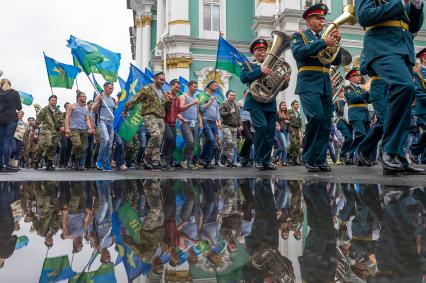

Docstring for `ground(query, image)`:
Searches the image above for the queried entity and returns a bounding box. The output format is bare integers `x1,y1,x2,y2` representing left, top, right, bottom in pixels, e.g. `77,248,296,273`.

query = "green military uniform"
344,76,370,159
241,38,288,169
287,109,302,164
219,100,241,165
334,98,353,162
33,182,60,238
411,68,426,163
125,83,169,167
33,106,64,167
291,3,342,170
356,0,424,173
124,135,140,167
23,124,38,167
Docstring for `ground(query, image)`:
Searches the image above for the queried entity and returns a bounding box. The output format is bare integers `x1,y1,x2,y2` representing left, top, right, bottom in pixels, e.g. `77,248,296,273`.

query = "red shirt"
164,93,180,126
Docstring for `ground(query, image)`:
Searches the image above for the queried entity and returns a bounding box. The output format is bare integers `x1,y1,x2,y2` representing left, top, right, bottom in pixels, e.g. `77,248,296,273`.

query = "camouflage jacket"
124,84,170,118
35,106,65,134
288,109,302,130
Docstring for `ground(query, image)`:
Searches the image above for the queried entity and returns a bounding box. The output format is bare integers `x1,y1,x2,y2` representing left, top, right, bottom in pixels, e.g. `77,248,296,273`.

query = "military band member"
414,48,426,130
241,39,290,170
356,0,425,174
124,71,170,171
334,89,353,165
291,4,342,172
33,95,65,170
344,68,370,163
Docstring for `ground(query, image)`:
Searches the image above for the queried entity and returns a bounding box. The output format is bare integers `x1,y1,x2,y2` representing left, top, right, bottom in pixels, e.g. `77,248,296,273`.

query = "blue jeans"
113,133,124,168
0,122,18,166
97,120,114,165
202,120,218,164
85,134,94,168
274,130,288,163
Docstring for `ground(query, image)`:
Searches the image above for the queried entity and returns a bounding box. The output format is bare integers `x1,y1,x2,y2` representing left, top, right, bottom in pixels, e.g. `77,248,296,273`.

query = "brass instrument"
334,245,351,281
251,248,296,283
331,48,352,101
331,66,345,101
250,31,292,104
317,2,357,65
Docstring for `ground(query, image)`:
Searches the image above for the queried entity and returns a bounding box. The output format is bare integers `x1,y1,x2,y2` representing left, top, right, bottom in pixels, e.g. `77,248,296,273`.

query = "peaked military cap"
416,47,426,58
303,3,328,20
345,67,361,80
249,38,268,54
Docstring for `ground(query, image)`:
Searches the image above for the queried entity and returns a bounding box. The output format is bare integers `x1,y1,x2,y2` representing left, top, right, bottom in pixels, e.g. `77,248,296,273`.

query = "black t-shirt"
0,89,22,125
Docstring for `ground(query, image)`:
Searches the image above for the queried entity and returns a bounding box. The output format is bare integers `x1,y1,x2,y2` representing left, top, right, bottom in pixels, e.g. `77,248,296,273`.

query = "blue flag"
144,68,154,80
216,35,250,77
118,76,126,91
18,91,34,106
113,64,152,134
112,213,152,281
67,35,121,81
44,53,80,89
179,76,189,94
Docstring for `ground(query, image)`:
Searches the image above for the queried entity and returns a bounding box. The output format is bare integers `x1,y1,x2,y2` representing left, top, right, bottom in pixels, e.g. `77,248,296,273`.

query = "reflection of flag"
18,91,33,106
114,64,152,141
44,53,80,89
39,255,76,283
216,35,249,77
115,202,143,243
112,211,152,281
67,35,121,81
69,263,116,283
15,235,29,250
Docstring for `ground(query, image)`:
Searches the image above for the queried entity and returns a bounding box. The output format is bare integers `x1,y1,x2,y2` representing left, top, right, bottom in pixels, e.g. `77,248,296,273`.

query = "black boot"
46,160,55,171
74,159,80,171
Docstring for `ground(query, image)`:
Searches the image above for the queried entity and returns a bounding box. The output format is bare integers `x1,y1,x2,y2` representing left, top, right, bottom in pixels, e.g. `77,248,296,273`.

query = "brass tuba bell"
317,2,357,65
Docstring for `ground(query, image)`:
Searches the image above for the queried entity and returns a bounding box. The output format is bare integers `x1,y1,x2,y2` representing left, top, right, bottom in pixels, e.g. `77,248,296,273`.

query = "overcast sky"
0,0,134,118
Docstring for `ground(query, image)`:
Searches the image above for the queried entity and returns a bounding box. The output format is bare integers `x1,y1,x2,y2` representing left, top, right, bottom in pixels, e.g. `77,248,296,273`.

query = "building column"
163,0,192,80
135,14,144,70
156,0,165,55
141,15,152,70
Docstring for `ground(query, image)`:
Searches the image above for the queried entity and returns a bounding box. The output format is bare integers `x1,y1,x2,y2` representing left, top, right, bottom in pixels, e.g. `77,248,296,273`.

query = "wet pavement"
0,179,425,282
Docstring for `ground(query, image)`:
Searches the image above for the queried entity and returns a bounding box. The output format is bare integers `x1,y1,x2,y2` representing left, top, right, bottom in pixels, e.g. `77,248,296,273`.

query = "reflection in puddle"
0,180,424,282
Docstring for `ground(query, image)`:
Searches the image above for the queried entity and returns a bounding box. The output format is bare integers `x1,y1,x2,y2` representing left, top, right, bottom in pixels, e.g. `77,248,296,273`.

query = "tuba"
251,248,296,283
250,31,292,104
317,2,357,65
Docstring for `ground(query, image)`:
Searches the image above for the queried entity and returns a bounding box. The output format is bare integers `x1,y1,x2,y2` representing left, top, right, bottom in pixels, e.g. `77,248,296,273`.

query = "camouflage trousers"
288,131,301,161
23,141,37,165
142,180,164,231
70,129,88,160
222,125,238,163
143,114,165,164
33,132,60,162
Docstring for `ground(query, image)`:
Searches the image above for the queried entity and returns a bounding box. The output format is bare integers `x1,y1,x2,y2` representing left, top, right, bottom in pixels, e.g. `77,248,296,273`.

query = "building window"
199,0,226,39
304,0,331,10
203,0,220,32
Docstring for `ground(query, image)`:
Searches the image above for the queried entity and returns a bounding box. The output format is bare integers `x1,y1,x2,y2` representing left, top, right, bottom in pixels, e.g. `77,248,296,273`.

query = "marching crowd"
0,70,424,174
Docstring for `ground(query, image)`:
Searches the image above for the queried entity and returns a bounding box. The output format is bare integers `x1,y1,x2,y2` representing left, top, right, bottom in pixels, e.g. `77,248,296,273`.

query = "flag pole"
50,86,54,96
75,77,79,90
85,73,114,117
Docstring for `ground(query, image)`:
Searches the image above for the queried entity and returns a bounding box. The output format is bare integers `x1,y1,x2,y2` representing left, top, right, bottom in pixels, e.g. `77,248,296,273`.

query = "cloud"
0,0,134,118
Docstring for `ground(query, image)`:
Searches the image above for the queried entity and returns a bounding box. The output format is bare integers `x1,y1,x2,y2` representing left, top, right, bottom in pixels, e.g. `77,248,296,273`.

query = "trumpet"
317,3,357,65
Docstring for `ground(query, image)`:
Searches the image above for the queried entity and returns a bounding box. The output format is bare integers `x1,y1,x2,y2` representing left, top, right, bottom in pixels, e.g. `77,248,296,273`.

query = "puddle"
0,179,424,282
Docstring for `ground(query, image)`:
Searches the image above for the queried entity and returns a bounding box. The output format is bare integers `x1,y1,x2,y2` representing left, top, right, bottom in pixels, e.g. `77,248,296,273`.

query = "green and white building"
126,0,426,103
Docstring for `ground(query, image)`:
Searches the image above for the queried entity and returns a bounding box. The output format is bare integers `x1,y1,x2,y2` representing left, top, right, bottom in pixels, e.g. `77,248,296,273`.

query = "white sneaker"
120,164,128,171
